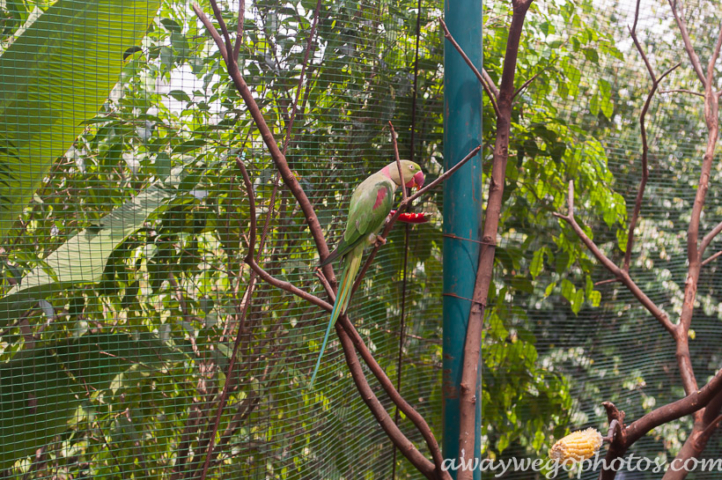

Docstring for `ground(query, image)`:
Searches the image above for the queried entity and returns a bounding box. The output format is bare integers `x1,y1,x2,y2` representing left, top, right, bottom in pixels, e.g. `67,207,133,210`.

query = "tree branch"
334,320,444,480
661,89,704,98
209,0,233,56
389,121,408,202
192,2,334,283
439,18,501,118
701,249,722,267
239,159,332,313
232,0,245,61
700,220,722,257
624,2,680,271
511,69,544,100
338,315,448,479
554,181,675,335
668,0,707,87
482,68,499,98
457,4,532,476
626,369,722,444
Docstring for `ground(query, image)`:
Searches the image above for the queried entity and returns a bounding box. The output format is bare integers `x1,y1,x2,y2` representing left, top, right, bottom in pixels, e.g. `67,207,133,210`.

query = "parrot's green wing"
310,173,396,386
320,174,395,267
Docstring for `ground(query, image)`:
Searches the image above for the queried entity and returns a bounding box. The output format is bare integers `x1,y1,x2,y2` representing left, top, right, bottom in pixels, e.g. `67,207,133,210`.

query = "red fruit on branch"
391,210,431,224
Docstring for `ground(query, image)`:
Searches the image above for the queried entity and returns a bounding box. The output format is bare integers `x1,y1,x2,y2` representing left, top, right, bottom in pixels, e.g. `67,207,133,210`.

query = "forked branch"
623,0,680,271
553,181,675,335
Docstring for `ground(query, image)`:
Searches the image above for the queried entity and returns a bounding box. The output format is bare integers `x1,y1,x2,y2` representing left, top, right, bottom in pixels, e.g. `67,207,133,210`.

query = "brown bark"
454,1,533,478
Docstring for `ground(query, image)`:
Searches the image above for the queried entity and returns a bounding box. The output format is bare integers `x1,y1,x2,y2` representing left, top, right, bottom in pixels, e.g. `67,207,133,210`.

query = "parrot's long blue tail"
310,246,363,387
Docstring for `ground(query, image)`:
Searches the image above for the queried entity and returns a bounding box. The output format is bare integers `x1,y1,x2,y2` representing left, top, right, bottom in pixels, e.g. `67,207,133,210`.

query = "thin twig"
192,3,334,278
233,0,245,61
481,68,499,98
389,122,408,203
661,89,704,97
668,0,707,87
624,3,680,271
701,249,722,267
706,22,722,87
338,314,447,478
511,69,544,100
700,220,722,256
439,18,501,118
696,415,722,449
209,0,233,59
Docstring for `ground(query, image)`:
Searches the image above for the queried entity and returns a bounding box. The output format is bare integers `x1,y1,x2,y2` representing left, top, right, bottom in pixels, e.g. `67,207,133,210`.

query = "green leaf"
530,249,545,278
155,152,172,180
167,89,192,103
616,227,628,253
571,289,585,314
0,186,172,327
561,279,575,303
0,333,180,469
0,0,160,241
160,17,182,33
589,93,600,116
172,139,206,155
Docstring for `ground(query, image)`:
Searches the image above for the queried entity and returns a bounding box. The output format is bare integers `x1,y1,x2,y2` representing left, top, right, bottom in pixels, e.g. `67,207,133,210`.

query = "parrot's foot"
374,235,387,247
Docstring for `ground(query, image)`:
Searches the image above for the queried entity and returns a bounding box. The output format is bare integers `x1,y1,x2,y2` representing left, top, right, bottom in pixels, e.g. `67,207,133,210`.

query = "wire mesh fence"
0,0,445,478
3,0,722,478
481,0,722,478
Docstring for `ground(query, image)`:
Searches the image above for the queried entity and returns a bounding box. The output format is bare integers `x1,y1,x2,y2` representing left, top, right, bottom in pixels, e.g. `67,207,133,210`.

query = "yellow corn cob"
549,428,603,464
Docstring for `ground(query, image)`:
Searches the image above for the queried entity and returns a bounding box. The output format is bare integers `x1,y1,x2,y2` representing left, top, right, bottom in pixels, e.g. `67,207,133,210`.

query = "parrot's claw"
374,236,387,247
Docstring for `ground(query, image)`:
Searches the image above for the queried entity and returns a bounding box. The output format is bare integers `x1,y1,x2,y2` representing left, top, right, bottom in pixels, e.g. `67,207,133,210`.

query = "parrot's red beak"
413,171,425,189
404,171,424,189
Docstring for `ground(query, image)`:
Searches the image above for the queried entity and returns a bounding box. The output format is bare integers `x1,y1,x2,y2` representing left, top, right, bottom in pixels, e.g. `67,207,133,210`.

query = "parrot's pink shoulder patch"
374,188,388,209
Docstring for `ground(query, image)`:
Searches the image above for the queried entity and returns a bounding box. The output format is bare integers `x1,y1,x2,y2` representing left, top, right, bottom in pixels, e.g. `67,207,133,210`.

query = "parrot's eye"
409,165,415,170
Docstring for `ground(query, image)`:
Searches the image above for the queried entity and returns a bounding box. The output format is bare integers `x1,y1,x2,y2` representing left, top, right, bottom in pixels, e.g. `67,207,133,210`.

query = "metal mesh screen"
481,0,722,478
0,0,444,478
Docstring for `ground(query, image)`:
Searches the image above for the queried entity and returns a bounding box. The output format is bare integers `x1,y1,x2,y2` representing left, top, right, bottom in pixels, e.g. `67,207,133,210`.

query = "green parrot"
310,159,425,386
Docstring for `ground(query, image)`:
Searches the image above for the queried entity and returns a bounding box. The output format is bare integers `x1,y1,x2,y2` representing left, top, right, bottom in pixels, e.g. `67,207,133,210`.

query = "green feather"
310,241,364,386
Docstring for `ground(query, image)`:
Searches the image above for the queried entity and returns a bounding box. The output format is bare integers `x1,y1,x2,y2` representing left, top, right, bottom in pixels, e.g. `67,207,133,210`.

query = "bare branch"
706,22,722,87
626,369,722,444
439,18,501,118
701,249,722,267
661,89,704,97
482,68,500,98
232,0,245,61
338,315,448,478
696,415,722,449
700,220,722,256
238,160,333,312
334,321,445,480
668,0,707,87
511,69,544,100
624,4,680,271
389,121,408,202
192,3,334,282
554,181,675,334
209,0,233,59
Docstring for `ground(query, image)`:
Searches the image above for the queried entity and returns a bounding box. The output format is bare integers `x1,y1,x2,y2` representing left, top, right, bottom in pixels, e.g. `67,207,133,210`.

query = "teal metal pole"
442,0,482,477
